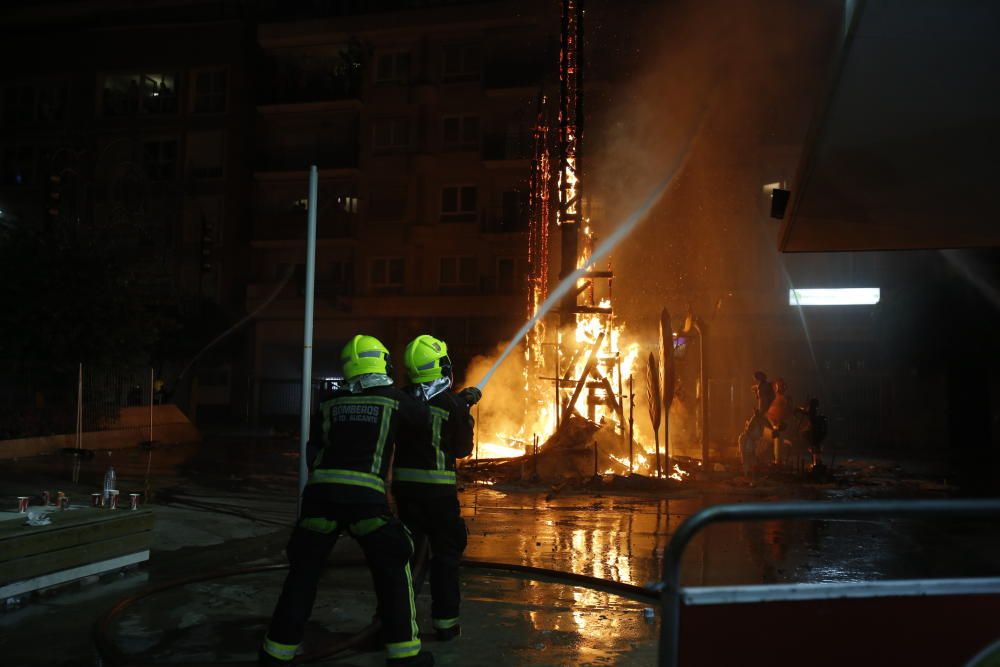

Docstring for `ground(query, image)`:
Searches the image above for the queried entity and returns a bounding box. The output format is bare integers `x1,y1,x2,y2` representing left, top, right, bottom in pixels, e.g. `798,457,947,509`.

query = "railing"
258,70,361,106
656,499,1000,667
482,132,532,161
483,61,544,89
481,214,528,234
0,364,161,443
255,146,358,172
252,214,355,242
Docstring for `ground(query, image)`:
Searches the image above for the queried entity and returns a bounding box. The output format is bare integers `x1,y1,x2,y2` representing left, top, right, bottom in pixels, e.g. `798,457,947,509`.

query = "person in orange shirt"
766,378,793,465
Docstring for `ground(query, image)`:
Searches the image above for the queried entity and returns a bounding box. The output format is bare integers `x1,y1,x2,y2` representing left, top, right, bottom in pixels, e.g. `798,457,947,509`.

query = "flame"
476,441,529,459
668,463,689,482
463,14,686,481
472,274,674,478
608,454,631,470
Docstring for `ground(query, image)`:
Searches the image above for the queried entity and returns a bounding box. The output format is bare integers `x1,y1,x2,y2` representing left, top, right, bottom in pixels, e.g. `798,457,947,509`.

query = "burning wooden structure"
480,0,654,480
470,1,703,484
530,0,629,437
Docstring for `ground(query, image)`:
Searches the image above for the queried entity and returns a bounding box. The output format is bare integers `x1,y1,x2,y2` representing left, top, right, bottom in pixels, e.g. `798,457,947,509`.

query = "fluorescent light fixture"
789,288,880,306
762,181,784,195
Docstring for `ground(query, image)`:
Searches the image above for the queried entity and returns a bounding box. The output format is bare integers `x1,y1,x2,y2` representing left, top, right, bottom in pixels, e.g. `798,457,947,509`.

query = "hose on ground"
92,549,655,666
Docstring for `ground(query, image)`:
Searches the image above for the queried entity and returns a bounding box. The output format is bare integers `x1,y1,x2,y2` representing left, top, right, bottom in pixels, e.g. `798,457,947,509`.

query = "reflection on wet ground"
108,567,658,667
4,440,1000,591
3,439,1000,666
461,486,1000,588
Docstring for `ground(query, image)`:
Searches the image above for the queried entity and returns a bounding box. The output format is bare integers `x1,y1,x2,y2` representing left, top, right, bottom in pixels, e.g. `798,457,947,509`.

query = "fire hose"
92,548,656,666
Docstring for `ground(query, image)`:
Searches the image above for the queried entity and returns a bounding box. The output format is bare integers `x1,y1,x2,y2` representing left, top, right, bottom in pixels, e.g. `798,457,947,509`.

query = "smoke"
463,343,540,446
463,0,846,458
587,0,845,444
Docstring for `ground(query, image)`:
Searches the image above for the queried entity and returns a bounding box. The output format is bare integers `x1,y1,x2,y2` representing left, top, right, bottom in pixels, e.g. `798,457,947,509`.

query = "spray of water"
475,171,683,391
941,249,1000,311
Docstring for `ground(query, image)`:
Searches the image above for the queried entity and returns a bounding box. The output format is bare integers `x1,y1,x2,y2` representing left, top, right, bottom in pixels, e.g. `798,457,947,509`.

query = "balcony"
246,278,355,313
252,212,356,243
257,63,362,108
482,209,528,235
255,145,359,174
484,61,544,91
483,132,532,163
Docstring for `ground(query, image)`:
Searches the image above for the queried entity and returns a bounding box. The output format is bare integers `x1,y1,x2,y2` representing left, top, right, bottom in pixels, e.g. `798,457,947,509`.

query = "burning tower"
526,0,629,440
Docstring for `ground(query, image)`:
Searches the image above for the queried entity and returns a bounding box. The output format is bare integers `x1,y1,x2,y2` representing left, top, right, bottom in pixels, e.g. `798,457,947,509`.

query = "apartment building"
248,1,552,418
0,4,254,419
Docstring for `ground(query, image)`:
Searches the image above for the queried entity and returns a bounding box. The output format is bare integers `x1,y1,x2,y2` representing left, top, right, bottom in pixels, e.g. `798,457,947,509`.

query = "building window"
501,189,528,231
440,256,477,293
372,118,411,152
497,257,516,294
2,85,35,125
187,131,225,179
441,185,477,222
368,181,407,221
442,115,480,150
336,194,359,214
37,85,67,122
2,84,67,126
442,44,481,82
143,139,178,181
434,317,470,346
102,72,177,116
370,257,405,291
193,69,227,114
375,51,411,84
329,259,355,296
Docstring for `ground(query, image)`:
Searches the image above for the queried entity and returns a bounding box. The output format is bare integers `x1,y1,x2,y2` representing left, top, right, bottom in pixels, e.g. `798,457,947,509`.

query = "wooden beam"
560,330,605,427
569,305,613,314
2,531,151,585
0,510,154,563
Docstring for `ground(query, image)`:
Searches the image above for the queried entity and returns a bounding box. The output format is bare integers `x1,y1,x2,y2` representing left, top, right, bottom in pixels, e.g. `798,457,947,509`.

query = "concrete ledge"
0,550,149,599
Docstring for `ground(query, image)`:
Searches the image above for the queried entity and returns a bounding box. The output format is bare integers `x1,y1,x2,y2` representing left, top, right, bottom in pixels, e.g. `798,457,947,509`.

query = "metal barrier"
656,499,1000,667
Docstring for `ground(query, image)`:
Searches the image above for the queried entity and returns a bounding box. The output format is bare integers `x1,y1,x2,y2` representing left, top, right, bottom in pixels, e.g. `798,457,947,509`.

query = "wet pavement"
2,438,999,666
106,567,657,666
462,485,1000,587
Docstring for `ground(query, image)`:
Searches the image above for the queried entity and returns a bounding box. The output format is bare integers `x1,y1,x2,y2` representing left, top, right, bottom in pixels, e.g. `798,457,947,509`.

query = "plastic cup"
17,496,29,513
108,490,120,510
129,493,140,511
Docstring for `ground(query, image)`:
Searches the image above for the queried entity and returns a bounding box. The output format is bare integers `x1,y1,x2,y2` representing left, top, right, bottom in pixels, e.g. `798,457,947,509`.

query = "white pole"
76,363,83,449
149,368,154,442
298,165,319,511
73,362,83,484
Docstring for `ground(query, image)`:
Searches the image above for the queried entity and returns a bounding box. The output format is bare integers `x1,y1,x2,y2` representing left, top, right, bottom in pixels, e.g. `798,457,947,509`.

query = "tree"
0,223,164,373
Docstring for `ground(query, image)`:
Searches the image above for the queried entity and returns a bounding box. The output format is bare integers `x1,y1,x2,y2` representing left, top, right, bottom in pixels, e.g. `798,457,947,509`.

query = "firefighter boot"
436,624,461,642
258,647,296,666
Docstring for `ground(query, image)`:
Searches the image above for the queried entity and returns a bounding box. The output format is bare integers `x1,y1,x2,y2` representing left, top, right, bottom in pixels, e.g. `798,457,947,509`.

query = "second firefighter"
393,334,482,640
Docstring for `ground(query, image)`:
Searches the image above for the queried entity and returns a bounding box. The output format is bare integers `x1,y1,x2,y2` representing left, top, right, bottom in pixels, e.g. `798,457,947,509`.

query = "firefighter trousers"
262,499,421,663
395,493,467,630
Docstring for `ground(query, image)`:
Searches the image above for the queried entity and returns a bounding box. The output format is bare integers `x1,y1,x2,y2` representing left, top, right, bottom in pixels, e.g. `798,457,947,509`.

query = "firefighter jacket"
392,389,474,498
308,386,428,504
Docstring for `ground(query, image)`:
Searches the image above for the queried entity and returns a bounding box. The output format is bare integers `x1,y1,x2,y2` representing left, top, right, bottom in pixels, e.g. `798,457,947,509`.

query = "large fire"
467,0,679,479
472,223,670,478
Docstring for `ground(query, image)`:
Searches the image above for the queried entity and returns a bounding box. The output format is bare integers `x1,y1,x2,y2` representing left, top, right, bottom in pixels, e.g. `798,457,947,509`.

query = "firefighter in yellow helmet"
261,335,434,667
393,334,482,641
